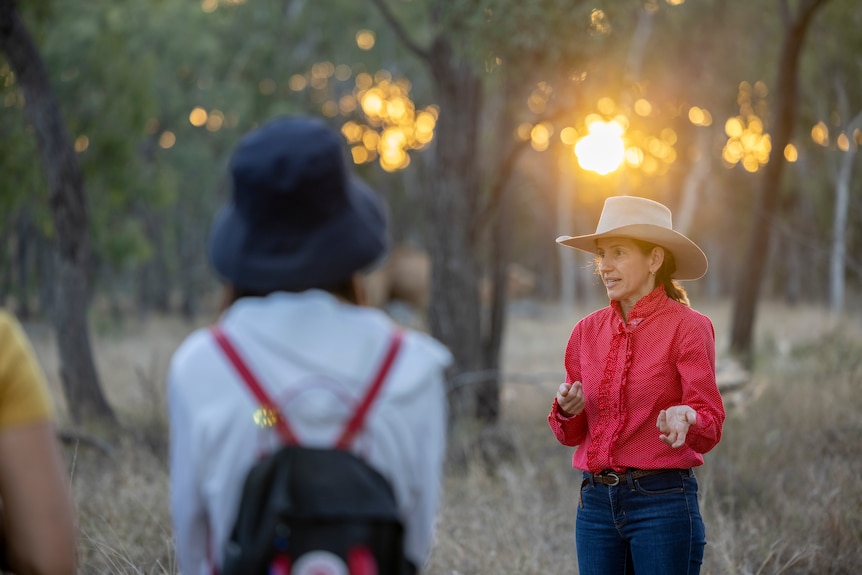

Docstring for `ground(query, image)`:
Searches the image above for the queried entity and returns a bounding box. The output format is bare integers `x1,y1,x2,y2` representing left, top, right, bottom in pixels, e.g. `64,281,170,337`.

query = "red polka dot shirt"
548,287,725,473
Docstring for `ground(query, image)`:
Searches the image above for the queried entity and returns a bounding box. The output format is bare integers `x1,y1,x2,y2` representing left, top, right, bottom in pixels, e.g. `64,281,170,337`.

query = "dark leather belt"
589,468,687,486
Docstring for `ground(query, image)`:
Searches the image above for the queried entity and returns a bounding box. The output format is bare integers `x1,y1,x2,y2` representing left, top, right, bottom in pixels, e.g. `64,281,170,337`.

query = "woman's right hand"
556,382,585,417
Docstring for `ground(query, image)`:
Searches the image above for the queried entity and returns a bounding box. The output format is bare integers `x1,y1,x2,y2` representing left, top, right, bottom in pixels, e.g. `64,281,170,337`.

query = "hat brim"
208,177,389,292
556,224,708,280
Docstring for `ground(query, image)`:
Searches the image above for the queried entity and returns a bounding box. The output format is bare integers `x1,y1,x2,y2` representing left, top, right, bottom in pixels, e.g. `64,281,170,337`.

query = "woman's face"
595,237,661,315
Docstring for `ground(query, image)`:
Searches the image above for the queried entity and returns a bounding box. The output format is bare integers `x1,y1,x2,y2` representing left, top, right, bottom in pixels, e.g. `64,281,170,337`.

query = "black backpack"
212,326,413,575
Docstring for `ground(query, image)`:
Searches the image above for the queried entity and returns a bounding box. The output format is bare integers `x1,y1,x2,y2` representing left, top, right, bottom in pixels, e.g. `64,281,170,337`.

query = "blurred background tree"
1,0,860,427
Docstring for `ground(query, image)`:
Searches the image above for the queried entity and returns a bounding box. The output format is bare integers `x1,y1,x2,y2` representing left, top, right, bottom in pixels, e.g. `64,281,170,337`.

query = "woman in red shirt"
548,196,725,575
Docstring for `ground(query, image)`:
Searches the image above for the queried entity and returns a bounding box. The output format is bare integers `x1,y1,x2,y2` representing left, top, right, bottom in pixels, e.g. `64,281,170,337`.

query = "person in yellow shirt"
0,309,77,575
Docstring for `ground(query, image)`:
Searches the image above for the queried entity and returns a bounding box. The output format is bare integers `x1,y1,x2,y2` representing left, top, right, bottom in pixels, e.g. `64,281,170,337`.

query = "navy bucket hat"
208,116,389,292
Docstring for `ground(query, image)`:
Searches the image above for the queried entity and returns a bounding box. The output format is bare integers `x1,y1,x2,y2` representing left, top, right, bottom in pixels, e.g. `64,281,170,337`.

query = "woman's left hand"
657,405,697,448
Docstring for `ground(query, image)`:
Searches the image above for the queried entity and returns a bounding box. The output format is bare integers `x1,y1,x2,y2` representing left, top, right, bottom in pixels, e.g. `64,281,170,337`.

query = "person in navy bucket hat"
167,116,452,575
208,115,389,293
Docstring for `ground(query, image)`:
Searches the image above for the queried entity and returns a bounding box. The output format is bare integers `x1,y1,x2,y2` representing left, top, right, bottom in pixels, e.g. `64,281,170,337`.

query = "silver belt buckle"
605,471,622,486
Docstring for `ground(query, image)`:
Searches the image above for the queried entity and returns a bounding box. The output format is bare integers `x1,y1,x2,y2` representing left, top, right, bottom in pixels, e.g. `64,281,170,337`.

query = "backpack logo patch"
292,550,349,575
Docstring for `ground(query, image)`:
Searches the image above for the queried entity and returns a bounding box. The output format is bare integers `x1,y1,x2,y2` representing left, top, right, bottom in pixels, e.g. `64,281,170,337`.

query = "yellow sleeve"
0,310,55,427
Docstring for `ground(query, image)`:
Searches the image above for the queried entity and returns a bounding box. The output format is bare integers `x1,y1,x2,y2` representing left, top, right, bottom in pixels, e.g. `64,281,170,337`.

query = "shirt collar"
610,286,667,325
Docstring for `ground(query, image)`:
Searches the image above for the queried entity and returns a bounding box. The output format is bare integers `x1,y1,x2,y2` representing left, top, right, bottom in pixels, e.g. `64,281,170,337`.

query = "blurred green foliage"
1,0,860,313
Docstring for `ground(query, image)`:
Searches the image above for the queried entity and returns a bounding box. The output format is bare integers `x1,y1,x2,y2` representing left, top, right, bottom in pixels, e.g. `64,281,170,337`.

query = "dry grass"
21,297,862,574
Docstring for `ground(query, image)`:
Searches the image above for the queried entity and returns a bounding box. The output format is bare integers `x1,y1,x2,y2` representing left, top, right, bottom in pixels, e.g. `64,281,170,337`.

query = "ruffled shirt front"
548,287,725,472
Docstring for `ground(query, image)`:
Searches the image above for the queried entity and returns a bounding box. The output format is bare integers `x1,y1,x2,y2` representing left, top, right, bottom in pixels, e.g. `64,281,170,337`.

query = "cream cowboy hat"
556,196,708,280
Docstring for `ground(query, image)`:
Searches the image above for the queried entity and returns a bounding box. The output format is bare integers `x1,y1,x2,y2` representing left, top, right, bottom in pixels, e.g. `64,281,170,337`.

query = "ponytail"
634,240,690,307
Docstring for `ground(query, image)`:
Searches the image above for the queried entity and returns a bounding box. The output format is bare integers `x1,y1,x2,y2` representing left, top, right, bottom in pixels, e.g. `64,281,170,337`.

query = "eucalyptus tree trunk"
425,37,484,419
370,0,502,420
0,0,115,424
729,0,830,364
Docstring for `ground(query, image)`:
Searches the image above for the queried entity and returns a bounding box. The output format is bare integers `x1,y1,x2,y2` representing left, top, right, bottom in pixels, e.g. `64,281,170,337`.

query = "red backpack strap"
211,325,404,450
335,329,404,450
211,325,299,445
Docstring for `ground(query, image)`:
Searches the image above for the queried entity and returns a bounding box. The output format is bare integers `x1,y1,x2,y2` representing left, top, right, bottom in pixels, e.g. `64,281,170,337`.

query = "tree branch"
472,105,571,239
368,0,431,63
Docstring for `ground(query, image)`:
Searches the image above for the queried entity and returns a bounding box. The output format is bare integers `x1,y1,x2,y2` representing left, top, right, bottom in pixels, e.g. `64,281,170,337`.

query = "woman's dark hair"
218,279,360,314
593,238,690,307
631,239,690,306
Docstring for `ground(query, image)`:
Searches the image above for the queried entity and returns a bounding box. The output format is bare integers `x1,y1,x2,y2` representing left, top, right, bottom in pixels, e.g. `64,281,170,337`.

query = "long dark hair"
631,239,690,306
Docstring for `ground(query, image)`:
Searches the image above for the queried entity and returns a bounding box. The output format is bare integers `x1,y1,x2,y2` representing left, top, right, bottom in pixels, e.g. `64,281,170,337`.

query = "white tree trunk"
829,110,862,312
557,152,576,314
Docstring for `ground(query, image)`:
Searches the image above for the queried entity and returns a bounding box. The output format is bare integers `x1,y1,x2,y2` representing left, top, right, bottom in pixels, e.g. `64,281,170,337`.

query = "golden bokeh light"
528,93,546,114
837,132,850,152
517,123,532,141
574,119,626,175
597,97,616,116
362,130,380,150
361,89,385,117
742,156,759,173
322,101,339,117
355,73,373,90
722,109,771,172
661,128,677,145
634,99,653,117
159,131,176,149
527,83,552,115
356,29,376,50
725,117,744,138
341,121,363,144
811,121,829,146
351,146,369,164
290,64,435,172
784,143,798,162
688,106,713,127
531,123,551,152
374,70,392,84
625,146,644,167
665,0,685,5
590,9,611,34
560,127,578,145
642,155,659,175
386,98,407,122
335,64,352,82
74,135,89,153
339,95,357,115
748,117,763,134
206,110,224,132
201,0,217,13
189,107,207,127
311,62,334,79
415,111,435,134
288,74,307,91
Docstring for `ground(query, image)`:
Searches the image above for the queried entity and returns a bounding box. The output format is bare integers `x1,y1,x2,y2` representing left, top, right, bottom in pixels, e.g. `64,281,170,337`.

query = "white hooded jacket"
168,290,451,575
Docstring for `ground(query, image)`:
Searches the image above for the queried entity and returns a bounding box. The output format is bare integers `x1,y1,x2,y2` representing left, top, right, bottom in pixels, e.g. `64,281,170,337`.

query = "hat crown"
595,196,672,234
229,117,350,231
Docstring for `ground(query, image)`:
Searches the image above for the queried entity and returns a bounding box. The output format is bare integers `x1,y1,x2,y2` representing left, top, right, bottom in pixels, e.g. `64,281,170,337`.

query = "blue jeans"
575,469,705,575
